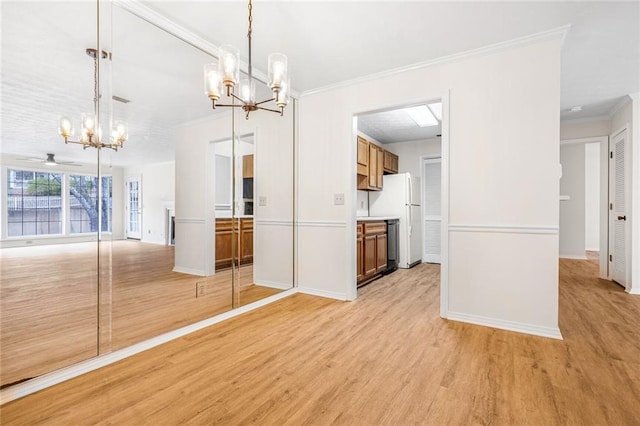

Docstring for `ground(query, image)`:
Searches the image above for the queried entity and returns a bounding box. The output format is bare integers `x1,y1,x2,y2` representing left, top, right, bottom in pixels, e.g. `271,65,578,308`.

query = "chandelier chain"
248,0,253,39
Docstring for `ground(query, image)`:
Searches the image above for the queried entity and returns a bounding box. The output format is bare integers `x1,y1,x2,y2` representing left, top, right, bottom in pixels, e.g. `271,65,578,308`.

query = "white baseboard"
447,311,563,340
172,266,206,276
254,280,293,290
0,288,298,405
559,254,588,260
626,286,640,295
297,286,349,301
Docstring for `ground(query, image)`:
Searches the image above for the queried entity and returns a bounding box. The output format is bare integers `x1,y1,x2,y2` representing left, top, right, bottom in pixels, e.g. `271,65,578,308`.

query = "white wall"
122,162,175,245
585,143,600,251
174,107,294,288
560,118,611,140
559,144,586,258
298,33,563,337
385,137,442,176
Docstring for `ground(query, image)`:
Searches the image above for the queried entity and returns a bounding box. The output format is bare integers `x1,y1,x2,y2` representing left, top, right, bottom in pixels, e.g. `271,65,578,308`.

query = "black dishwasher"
385,219,399,274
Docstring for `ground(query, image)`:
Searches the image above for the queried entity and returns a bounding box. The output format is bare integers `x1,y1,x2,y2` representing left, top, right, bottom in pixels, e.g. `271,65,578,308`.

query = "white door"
422,158,441,264
609,128,628,287
126,175,142,240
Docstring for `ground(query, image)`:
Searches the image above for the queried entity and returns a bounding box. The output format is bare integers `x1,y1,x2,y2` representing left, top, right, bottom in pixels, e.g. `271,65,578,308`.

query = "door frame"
125,174,142,240
559,136,609,279
420,155,443,264
609,125,631,289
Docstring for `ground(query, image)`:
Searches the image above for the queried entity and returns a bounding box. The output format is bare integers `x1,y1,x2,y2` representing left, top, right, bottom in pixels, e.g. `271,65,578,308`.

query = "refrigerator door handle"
408,175,413,205
408,205,412,237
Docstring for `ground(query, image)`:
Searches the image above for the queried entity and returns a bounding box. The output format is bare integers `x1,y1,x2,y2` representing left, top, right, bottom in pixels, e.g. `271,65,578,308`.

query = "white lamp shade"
58,116,74,138
268,53,287,91
276,77,290,108
112,120,128,143
81,113,95,136
203,63,221,100
218,45,239,88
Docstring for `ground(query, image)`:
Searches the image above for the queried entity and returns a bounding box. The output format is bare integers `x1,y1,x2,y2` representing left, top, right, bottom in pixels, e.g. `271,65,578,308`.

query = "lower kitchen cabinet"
357,220,387,286
215,217,253,270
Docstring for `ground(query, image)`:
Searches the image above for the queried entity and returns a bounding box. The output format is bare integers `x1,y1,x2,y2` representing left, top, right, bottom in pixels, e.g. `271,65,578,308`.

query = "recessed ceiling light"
405,105,438,127
570,105,582,112
427,102,442,121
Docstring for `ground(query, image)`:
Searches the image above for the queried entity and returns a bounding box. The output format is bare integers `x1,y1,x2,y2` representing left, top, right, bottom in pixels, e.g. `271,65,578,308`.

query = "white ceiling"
358,104,442,144
1,1,639,166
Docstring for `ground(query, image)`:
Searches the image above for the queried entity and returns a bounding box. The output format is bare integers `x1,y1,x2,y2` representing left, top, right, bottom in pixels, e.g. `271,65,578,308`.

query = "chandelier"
58,48,128,151
203,0,290,119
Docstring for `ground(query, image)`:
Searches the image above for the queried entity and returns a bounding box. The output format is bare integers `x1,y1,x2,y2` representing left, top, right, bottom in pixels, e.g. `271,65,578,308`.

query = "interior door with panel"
609,128,628,287
125,175,142,240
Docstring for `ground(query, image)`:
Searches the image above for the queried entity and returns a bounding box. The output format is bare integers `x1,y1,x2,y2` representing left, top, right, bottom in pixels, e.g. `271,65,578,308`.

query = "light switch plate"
259,196,267,207
334,193,345,205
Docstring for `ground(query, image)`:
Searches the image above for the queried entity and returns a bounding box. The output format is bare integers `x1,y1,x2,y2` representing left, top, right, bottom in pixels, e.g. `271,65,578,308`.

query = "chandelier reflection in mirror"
58,48,129,150
203,0,290,119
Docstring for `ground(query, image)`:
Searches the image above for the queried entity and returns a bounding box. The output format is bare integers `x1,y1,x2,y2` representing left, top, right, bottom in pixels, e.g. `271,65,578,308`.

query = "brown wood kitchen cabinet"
357,220,387,286
357,136,396,191
215,217,253,270
383,150,398,174
242,155,254,179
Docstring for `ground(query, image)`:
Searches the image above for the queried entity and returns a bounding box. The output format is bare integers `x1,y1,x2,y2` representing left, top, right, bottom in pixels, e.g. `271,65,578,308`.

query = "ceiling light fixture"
58,48,128,151
427,102,442,121
406,105,438,127
203,0,290,119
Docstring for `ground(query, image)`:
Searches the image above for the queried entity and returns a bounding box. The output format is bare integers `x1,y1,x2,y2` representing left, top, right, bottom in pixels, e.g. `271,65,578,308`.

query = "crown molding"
560,114,611,125
300,24,571,98
607,95,632,119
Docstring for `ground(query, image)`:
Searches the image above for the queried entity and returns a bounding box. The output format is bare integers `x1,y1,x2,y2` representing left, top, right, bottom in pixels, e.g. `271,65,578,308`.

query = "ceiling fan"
17,153,82,167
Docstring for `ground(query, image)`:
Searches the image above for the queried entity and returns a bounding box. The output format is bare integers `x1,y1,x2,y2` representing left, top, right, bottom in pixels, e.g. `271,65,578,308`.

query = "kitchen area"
355,102,443,288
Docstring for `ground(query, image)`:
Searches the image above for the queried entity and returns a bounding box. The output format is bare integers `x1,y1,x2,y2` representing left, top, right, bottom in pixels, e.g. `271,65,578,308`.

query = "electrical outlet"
259,196,267,207
334,193,345,205
196,282,205,297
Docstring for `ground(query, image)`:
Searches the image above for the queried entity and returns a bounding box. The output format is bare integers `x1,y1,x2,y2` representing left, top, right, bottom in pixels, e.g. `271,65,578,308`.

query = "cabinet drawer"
364,222,386,235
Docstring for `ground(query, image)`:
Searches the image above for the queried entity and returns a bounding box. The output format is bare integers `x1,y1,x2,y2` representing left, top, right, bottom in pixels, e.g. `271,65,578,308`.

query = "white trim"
448,224,559,235
560,136,608,146
608,95,632,119
559,254,588,260
447,311,563,340
297,286,348,301
254,280,292,290
0,288,298,405
112,1,300,99
440,91,450,319
174,218,206,224
297,220,347,228
172,266,206,276
301,25,570,98
254,219,293,227
0,235,98,249
630,93,640,295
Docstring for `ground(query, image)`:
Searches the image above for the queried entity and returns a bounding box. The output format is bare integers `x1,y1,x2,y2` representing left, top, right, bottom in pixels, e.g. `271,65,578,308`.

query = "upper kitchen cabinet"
357,136,395,191
383,150,398,174
242,154,254,178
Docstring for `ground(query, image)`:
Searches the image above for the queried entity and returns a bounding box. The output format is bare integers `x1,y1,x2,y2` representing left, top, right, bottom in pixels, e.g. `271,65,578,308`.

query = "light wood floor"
0,240,283,387
2,256,639,424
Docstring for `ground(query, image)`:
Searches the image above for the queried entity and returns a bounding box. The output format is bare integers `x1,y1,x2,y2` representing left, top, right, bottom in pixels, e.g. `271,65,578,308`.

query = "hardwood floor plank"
2,257,640,424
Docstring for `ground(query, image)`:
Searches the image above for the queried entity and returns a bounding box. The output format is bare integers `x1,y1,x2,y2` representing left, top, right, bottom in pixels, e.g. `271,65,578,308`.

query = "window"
7,169,63,236
69,175,112,233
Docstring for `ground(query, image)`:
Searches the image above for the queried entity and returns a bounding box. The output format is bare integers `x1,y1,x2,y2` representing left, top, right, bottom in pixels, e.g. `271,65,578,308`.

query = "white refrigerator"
369,173,422,268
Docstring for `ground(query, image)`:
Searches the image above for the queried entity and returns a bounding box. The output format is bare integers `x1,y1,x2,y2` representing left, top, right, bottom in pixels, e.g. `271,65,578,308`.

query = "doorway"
125,175,142,240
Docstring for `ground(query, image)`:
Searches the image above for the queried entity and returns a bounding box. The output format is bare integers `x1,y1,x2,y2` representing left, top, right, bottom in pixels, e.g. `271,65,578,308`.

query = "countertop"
357,216,400,222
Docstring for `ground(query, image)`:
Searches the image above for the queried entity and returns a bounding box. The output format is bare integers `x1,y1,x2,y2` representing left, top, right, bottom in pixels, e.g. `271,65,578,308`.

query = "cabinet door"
357,235,364,282
242,155,254,178
368,144,378,188
383,150,398,174
376,148,384,188
376,233,387,273
357,137,369,176
363,234,377,276
240,219,254,264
